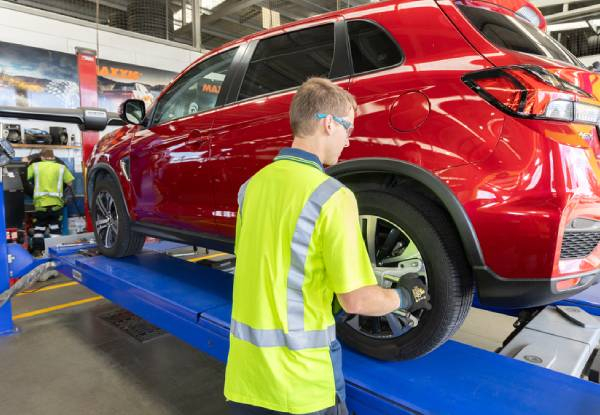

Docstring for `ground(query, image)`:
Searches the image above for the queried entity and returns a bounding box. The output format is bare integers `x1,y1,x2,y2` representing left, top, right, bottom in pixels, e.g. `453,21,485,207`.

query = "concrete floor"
0,274,228,415
0,266,517,415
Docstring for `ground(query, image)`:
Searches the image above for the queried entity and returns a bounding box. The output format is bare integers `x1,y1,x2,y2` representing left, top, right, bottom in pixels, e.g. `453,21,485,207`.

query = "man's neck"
291,136,325,164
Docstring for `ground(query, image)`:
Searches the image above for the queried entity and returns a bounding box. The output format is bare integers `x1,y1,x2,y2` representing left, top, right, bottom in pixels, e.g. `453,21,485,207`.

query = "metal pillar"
193,0,202,50
0,170,15,335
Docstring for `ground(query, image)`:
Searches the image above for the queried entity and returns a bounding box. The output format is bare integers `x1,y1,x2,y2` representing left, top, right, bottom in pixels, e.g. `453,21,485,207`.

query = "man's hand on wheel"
394,273,432,313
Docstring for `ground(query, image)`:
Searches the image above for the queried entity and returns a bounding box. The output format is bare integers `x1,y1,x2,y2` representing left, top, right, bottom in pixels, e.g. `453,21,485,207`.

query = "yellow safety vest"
224,148,376,414
27,160,74,210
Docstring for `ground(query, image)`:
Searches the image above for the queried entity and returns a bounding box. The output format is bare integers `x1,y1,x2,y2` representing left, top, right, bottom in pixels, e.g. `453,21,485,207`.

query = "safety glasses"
315,113,354,137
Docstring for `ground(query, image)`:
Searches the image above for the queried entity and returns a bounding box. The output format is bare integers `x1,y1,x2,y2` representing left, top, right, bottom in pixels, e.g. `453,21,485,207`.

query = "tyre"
7,130,20,143
49,127,68,145
91,177,145,257
336,185,474,360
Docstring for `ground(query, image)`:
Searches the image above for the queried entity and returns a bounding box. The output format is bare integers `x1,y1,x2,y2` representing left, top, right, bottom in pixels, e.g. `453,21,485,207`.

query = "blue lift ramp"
50,245,600,415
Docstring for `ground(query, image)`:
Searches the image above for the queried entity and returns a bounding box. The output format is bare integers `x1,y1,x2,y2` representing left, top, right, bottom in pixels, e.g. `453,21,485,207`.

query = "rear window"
458,5,583,68
347,20,403,73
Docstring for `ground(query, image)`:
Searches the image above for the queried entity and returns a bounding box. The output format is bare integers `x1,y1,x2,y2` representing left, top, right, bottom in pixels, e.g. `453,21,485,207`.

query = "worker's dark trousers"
227,396,348,415
31,207,62,251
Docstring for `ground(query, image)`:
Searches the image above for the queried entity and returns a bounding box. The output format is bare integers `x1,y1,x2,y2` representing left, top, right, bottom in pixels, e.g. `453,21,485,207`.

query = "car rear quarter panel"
342,0,504,171
438,117,600,279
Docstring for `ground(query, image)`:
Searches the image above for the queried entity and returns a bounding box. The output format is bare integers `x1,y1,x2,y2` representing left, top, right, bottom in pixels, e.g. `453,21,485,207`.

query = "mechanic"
224,77,431,415
26,149,74,252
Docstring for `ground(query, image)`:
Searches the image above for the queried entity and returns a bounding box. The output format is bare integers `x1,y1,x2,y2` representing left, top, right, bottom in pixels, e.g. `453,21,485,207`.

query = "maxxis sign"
0,41,176,113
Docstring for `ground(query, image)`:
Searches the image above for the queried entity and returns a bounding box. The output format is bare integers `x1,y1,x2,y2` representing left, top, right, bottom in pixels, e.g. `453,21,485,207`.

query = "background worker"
26,148,74,252
224,78,431,415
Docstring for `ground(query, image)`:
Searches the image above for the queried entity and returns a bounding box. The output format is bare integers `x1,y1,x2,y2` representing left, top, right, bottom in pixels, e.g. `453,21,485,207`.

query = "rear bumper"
475,266,600,308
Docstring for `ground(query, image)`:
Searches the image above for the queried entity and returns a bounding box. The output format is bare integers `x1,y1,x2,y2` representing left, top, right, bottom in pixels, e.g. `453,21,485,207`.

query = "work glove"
394,273,432,313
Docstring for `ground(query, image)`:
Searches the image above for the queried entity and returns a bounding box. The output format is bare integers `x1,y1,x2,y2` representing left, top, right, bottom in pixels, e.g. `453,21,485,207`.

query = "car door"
129,46,240,233
209,19,350,238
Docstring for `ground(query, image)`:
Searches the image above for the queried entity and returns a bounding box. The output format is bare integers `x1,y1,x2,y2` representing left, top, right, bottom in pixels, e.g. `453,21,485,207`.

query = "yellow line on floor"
188,252,228,263
13,296,104,320
16,281,79,297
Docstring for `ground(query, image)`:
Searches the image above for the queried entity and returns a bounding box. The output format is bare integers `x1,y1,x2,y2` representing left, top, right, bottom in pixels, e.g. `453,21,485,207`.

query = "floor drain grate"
100,309,166,343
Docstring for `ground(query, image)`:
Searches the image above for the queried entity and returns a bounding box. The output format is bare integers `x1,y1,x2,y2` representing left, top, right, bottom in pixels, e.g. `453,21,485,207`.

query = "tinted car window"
238,24,334,100
153,47,237,124
458,5,583,67
348,20,402,73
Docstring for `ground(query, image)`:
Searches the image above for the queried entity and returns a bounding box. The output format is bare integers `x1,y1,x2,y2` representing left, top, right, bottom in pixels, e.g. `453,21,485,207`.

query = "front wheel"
336,187,474,360
91,177,145,257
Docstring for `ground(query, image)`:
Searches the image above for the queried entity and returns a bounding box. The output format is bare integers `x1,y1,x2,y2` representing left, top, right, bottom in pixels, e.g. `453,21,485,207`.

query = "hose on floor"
0,262,56,309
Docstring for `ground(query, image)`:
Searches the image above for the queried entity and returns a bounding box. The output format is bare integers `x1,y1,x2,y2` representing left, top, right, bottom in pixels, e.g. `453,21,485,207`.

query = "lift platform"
32,242,600,415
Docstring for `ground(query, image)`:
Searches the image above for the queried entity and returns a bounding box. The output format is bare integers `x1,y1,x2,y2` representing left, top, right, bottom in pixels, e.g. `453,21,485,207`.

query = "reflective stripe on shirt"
232,177,343,349
33,163,64,198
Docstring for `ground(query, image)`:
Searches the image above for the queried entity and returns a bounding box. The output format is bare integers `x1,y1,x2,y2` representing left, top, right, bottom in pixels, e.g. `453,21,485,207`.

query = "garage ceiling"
3,0,374,49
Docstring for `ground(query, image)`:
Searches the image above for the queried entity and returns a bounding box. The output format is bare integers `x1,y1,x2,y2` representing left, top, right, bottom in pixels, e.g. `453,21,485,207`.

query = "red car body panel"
87,0,600,307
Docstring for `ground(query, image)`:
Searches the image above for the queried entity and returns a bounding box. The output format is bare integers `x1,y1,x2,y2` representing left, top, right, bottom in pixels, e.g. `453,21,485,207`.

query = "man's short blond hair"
290,77,357,137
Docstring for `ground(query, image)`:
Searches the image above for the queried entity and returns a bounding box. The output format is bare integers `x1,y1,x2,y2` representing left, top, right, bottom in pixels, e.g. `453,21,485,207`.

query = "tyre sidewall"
337,189,470,360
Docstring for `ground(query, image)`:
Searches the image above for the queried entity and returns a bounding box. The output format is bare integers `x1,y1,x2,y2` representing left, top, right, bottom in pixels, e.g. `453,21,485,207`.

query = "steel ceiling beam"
296,0,331,14
545,4,600,22
532,0,586,7
202,0,264,25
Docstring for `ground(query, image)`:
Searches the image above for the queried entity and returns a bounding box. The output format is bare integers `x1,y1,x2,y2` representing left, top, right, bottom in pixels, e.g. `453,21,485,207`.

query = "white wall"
579,55,600,67
0,2,203,73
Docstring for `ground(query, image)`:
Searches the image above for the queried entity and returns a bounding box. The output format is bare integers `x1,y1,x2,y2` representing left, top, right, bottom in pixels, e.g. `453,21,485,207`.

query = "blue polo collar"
273,147,324,172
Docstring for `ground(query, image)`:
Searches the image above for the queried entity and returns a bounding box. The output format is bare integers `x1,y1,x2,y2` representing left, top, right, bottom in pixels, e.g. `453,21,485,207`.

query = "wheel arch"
327,158,485,269
87,163,132,220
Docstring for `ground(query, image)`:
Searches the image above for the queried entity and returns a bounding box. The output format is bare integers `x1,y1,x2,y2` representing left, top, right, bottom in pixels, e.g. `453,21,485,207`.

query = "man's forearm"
337,285,400,317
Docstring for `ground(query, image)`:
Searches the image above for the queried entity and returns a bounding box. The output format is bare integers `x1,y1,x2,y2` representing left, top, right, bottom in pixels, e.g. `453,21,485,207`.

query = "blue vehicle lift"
3,189,600,413
23,244,600,414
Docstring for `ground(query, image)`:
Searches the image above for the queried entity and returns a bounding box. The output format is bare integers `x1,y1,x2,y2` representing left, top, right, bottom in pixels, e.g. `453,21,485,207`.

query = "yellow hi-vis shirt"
27,160,75,210
224,148,377,414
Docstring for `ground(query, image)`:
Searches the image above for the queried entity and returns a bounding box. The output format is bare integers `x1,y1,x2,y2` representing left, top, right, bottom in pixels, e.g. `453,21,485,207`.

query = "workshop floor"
0,273,228,415
0,258,517,415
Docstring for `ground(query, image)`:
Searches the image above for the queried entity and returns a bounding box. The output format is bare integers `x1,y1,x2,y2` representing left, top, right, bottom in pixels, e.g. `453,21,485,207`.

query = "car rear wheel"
336,186,474,360
91,177,145,257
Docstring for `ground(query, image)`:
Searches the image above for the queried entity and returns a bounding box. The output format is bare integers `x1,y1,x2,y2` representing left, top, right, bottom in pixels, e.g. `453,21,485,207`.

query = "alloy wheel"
95,190,119,249
337,215,430,339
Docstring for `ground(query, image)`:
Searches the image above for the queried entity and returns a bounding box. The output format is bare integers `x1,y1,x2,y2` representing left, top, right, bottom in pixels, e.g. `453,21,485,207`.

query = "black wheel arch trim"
87,163,131,220
326,158,485,268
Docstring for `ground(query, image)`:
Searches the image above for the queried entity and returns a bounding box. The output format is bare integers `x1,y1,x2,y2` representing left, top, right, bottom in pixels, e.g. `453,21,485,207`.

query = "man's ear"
324,114,334,136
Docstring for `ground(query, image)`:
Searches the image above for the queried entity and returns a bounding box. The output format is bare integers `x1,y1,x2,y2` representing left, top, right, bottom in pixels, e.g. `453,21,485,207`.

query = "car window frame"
223,17,352,106
346,19,406,77
147,44,247,128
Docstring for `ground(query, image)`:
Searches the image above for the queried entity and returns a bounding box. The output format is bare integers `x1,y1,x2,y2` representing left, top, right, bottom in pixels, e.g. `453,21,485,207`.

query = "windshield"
458,5,584,68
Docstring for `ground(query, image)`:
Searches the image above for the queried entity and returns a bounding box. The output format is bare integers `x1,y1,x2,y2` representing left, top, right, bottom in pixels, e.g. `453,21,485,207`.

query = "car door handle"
188,129,209,145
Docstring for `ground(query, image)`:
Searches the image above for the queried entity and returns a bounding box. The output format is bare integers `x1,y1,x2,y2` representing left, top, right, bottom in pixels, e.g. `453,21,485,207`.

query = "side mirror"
119,99,146,125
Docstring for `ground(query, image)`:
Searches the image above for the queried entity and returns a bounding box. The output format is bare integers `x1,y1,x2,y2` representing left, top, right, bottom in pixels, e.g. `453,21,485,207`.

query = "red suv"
87,0,600,360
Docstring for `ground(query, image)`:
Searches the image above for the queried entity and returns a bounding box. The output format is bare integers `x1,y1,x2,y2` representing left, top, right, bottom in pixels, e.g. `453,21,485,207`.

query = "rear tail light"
463,65,600,125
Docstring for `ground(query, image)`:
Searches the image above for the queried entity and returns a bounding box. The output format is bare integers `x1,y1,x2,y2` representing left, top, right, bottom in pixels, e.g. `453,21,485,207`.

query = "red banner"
76,47,99,230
